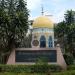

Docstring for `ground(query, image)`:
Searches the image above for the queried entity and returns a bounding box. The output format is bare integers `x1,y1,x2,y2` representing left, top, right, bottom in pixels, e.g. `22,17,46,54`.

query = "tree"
0,0,29,63
64,10,75,54
15,0,29,47
55,10,75,56
54,21,68,53
0,0,9,63
65,10,75,25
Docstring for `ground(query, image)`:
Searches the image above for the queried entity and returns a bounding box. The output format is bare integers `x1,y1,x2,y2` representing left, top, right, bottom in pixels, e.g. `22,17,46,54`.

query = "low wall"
7,47,67,69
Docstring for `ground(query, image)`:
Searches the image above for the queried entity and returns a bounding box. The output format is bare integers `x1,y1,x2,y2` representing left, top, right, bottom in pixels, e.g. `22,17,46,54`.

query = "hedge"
67,65,75,70
0,72,46,75
63,54,74,65
0,64,62,73
52,70,75,75
0,70,75,75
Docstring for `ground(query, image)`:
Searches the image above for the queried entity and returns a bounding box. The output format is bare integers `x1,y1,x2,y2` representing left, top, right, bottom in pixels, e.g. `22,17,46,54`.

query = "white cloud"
53,10,65,23
28,15,37,20
27,0,42,10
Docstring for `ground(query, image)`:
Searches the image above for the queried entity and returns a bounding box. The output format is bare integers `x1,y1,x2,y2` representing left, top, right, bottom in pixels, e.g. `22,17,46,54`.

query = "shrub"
67,65,75,70
0,64,62,73
35,57,48,65
52,70,75,75
63,53,74,65
0,72,46,75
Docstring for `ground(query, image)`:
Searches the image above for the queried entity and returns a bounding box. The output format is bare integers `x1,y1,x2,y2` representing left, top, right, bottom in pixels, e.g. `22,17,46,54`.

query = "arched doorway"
48,36,53,48
40,36,46,48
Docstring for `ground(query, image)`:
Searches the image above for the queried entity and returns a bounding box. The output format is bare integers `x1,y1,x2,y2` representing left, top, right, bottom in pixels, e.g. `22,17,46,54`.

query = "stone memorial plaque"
15,50,57,62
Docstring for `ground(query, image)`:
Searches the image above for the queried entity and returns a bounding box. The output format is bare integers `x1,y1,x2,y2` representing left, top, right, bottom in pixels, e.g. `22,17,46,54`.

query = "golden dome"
33,16,54,28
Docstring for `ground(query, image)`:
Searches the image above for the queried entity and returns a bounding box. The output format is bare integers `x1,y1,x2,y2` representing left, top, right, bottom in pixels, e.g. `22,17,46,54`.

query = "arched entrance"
48,36,53,48
40,36,46,48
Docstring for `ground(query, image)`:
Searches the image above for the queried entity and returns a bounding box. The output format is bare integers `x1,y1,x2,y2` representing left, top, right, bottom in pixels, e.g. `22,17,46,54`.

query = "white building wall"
32,28,54,48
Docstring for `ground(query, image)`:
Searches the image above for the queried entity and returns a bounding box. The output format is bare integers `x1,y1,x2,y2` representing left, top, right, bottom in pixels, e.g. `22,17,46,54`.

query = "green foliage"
0,70,75,75
67,65,75,70
55,10,75,56
0,65,75,75
63,54,74,65
65,10,75,25
0,0,29,63
0,64,62,73
35,57,48,65
0,72,46,75
52,70,75,75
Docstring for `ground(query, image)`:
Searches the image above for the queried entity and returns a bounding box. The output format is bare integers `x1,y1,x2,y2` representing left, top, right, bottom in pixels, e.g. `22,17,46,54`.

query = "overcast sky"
27,0,75,23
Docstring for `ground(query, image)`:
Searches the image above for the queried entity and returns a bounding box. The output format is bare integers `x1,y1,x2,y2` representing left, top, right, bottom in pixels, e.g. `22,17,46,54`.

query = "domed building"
7,13,67,70
32,16,54,48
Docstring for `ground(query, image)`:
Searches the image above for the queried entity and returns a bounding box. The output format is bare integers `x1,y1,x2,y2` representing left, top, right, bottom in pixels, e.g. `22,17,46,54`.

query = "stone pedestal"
7,46,67,69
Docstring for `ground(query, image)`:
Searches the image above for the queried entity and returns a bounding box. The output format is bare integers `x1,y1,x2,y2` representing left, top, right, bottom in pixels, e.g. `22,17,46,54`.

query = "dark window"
48,36,53,48
15,50,57,62
40,36,46,48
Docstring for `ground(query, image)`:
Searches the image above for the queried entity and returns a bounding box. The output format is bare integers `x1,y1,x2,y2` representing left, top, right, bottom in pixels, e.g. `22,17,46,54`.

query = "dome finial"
41,4,44,15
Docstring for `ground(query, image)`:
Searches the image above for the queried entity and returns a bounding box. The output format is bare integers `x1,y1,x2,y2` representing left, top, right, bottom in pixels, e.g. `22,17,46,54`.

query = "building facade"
31,16,54,48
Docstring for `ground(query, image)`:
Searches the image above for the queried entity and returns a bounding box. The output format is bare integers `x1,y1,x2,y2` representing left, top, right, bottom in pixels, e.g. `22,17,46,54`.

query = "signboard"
15,50,57,62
